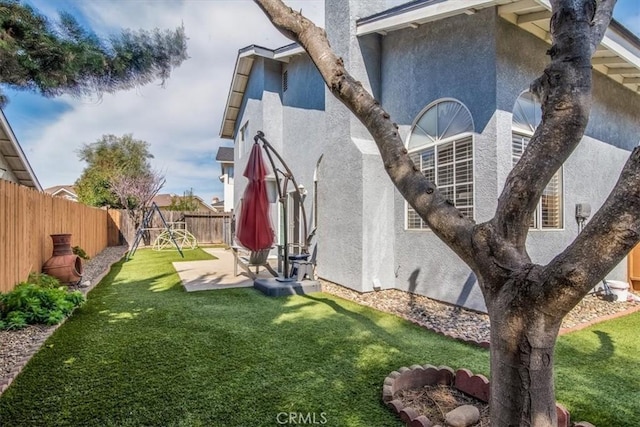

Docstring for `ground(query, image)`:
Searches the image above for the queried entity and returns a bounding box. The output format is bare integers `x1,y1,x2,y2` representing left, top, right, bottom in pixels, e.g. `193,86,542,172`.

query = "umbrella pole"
281,192,290,280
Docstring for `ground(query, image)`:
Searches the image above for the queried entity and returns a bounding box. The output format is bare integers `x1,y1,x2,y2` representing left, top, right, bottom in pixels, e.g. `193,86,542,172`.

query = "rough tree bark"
255,0,640,425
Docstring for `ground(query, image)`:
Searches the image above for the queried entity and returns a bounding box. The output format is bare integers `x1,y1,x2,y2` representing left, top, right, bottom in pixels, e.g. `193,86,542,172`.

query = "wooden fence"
114,209,233,247
0,180,111,293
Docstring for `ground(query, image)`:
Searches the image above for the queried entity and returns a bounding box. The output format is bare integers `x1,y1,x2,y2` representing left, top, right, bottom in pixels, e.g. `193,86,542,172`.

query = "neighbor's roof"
215,146,234,162
219,43,305,140
152,193,217,212
357,0,640,96
44,185,77,198
0,109,41,190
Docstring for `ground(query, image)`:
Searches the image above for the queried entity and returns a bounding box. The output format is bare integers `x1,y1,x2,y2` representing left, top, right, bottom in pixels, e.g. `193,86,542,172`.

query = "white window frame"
511,91,564,231
404,98,475,230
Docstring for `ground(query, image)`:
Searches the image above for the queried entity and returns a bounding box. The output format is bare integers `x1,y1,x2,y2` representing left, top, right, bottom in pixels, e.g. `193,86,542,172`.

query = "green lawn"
0,249,488,427
555,310,640,426
0,248,637,426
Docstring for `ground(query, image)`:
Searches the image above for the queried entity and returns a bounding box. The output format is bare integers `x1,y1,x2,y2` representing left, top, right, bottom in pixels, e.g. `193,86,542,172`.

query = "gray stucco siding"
525,136,630,281
391,123,497,312
316,101,366,288
497,18,640,150
236,56,325,254
280,105,326,258
230,0,639,311
495,16,639,282
589,71,640,151
380,9,498,132
392,225,487,312
282,55,325,111
495,18,548,113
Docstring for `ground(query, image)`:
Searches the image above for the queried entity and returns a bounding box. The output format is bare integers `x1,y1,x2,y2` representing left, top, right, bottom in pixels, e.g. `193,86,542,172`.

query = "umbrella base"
254,278,321,297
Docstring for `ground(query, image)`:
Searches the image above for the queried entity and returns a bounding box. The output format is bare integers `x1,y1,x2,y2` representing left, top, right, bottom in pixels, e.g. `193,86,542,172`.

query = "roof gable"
216,146,234,162
219,43,305,140
45,185,78,199
152,193,217,212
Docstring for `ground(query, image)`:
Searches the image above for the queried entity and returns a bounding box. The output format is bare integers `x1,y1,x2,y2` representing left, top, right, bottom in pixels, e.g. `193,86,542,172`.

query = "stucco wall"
496,18,640,281
318,0,398,291
231,1,639,309
233,53,326,262
376,9,498,311
372,7,637,310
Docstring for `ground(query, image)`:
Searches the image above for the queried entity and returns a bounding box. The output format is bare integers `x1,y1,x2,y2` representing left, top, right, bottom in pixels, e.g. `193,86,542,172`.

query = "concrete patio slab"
173,248,274,292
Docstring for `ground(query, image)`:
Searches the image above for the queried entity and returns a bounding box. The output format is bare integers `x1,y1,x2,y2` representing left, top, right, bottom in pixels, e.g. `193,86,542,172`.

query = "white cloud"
13,0,324,204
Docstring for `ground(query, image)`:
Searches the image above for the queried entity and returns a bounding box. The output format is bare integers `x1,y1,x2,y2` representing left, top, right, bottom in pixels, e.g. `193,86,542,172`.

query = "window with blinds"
512,91,563,229
406,99,474,230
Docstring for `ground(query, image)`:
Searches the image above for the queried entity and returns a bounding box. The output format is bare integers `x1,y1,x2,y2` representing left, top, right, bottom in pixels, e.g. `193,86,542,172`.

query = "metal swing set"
126,202,195,260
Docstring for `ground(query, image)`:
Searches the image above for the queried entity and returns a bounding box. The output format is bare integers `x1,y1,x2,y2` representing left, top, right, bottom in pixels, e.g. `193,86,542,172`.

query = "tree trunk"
489,289,563,427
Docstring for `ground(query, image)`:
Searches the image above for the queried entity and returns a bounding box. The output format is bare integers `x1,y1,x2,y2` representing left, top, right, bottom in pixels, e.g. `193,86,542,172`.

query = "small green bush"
5,311,28,330
72,246,90,260
0,274,85,330
27,272,63,289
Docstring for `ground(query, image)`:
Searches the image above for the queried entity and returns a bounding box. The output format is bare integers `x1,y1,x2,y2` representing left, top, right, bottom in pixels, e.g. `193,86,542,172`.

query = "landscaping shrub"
72,246,90,260
0,274,85,330
27,272,64,289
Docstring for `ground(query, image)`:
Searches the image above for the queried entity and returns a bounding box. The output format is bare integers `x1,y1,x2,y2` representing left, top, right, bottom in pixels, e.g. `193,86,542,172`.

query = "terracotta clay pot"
42,234,83,285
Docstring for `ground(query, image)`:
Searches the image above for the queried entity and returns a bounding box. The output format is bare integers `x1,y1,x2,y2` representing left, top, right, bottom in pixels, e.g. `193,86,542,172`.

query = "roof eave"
219,43,305,140
0,110,42,191
355,0,504,36
355,0,640,96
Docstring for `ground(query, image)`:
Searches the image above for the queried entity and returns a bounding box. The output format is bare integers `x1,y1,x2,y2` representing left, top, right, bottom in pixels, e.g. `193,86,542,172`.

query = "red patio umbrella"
236,142,274,251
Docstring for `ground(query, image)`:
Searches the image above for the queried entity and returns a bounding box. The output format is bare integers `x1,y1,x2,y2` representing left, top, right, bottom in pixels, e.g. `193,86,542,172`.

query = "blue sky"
1,0,638,205
2,0,324,204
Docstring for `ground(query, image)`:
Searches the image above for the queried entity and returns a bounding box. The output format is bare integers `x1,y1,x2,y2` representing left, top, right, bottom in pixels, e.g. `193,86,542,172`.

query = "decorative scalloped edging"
383,364,592,427
0,247,127,398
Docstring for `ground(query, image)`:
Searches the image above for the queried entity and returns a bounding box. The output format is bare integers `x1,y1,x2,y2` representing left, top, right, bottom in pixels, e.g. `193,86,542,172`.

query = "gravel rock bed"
0,246,127,388
321,280,640,344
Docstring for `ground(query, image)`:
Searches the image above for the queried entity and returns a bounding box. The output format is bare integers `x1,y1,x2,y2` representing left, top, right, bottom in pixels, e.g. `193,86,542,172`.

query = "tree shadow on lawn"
554,318,640,426
206,290,490,426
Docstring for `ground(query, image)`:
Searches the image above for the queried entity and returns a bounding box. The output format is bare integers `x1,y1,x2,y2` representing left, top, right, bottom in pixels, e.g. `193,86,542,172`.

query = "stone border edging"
405,304,640,350
0,248,128,397
382,364,595,427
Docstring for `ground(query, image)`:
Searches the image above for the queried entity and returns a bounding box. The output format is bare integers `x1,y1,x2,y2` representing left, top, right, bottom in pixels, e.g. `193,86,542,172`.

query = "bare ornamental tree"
255,0,639,425
110,170,165,244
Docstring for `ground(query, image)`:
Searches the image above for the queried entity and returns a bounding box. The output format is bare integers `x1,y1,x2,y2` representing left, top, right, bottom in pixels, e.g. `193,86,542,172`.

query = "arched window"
406,99,474,230
512,91,563,229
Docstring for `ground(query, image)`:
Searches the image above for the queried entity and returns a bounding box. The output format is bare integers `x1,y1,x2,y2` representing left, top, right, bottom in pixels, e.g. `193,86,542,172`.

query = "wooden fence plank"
0,181,111,293
116,209,233,247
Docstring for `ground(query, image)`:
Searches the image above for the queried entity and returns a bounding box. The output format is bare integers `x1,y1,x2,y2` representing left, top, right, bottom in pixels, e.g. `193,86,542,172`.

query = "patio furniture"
288,253,314,281
232,246,278,280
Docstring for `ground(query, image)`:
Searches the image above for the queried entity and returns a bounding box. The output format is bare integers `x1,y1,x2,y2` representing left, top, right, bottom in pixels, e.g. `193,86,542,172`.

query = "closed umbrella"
236,142,274,252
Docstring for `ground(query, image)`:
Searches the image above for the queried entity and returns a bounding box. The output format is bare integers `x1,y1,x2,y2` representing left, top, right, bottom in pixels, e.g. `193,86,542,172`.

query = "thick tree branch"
590,0,618,53
542,147,640,313
254,0,477,266
494,0,615,249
